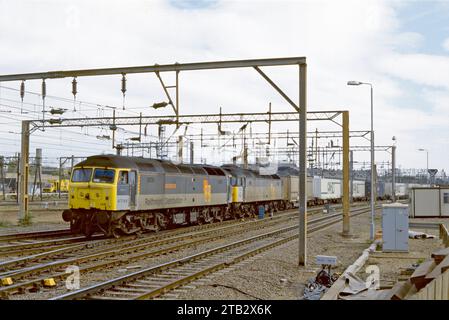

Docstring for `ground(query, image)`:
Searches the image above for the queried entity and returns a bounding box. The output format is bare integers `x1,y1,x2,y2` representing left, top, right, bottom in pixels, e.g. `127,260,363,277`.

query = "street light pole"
369,84,375,241
347,81,375,241
392,136,397,203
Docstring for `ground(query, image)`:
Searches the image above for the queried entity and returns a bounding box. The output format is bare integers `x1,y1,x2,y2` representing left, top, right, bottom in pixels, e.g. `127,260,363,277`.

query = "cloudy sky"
0,0,448,173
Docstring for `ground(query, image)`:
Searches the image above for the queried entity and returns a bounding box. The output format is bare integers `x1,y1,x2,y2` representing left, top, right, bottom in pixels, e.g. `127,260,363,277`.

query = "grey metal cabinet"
382,203,409,252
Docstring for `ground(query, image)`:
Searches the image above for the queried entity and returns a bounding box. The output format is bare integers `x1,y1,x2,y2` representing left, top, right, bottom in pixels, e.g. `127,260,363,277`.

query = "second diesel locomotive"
63,155,284,237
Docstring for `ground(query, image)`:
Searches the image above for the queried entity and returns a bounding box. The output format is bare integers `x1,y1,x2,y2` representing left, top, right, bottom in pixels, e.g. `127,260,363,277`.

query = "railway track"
0,203,339,253
0,202,350,244
50,205,373,300
0,229,72,243
1,201,358,261
0,206,330,298
0,208,311,256
0,199,67,207
0,204,362,299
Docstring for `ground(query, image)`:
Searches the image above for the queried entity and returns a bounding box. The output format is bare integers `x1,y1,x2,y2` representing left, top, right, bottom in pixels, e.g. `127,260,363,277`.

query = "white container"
410,187,440,217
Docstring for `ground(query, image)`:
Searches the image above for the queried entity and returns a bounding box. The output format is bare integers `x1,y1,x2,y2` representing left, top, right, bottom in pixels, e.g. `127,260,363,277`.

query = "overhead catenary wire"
0,84,143,117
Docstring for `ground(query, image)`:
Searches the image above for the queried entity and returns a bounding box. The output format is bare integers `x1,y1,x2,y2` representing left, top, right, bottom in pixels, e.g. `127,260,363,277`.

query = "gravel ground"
6,213,305,299
0,208,68,234
172,211,446,300
358,220,443,287
1,204,377,300
174,210,376,300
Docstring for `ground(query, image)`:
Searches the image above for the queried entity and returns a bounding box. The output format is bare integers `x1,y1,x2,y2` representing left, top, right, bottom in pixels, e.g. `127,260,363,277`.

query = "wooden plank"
443,271,449,299
370,254,427,260
426,281,435,300
410,260,436,290
435,275,442,300
431,247,449,264
440,224,449,247
426,255,449,281
389,280,411,300
404,283,418,299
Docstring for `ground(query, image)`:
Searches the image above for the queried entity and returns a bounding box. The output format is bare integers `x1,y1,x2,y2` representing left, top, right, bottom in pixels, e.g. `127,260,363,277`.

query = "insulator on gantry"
41,79,47,131
19,80,25,114
72,78,77,96
20,81,25,101
41,79,46,98
72,78,77,111
121,74,126,110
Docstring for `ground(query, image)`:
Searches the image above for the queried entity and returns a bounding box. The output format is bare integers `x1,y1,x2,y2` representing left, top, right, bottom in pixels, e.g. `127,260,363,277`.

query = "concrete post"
58,157,62,199
342,111,350,236
298,63,307,266
19,121,30,222
350,150,354,203
0,156,5,200
177,136,183,163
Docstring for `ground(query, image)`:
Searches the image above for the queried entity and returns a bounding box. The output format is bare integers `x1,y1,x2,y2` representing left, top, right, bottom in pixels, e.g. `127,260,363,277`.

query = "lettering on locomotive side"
144,197,184,206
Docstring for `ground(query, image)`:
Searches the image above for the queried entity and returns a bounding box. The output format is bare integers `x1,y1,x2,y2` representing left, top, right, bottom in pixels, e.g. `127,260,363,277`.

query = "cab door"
129,171,137,208
117,171,130,210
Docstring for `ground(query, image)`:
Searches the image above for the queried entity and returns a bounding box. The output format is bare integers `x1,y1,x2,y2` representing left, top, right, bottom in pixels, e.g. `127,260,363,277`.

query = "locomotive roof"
74,155,227,176
221,164,280,180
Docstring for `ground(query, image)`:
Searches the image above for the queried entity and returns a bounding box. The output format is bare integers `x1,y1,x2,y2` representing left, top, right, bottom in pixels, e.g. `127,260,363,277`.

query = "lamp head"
347,81,362,86
151,102,169,109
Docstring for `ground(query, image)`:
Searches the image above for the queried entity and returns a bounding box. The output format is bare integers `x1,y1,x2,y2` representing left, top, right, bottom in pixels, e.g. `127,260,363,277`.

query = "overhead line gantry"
0,56,350,266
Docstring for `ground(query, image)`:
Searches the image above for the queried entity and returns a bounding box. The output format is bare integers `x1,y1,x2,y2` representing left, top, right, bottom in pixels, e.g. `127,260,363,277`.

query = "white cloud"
443,37,449,51
378,53,449,90
0,0,447,170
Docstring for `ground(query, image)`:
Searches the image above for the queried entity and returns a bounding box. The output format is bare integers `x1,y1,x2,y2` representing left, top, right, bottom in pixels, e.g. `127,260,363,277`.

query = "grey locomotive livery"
64,155,285,237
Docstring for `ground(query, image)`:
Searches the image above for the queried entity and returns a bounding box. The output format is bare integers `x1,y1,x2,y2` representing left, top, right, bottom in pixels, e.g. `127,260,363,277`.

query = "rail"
51,206,371,300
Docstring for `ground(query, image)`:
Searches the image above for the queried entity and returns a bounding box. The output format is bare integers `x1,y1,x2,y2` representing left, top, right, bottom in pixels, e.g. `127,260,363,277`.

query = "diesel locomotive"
63,155,286,237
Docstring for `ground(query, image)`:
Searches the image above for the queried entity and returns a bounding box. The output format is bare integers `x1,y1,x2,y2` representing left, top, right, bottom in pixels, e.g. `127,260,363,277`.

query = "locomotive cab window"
71,168,92,182
119,171,129,184
93,169,115,183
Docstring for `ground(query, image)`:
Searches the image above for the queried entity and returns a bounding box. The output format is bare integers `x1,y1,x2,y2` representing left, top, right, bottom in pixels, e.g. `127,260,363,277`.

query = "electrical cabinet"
382,203,409,252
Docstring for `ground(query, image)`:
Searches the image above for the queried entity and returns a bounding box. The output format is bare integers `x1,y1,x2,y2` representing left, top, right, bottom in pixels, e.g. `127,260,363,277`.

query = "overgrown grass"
416,258,425,265
18,214,33,226
0,220,10,227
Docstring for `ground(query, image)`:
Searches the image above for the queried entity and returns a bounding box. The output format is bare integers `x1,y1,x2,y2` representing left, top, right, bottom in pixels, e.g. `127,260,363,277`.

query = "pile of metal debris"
303,266,340,300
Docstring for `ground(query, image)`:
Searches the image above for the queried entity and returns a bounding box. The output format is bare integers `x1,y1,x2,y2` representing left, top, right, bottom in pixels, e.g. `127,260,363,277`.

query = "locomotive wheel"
196,218,203,225
156,213,168,230
83,222,95,238
202,209,213,224
70,218,82,234
111,228,122,239
214,211,223,222
82,213,97,238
